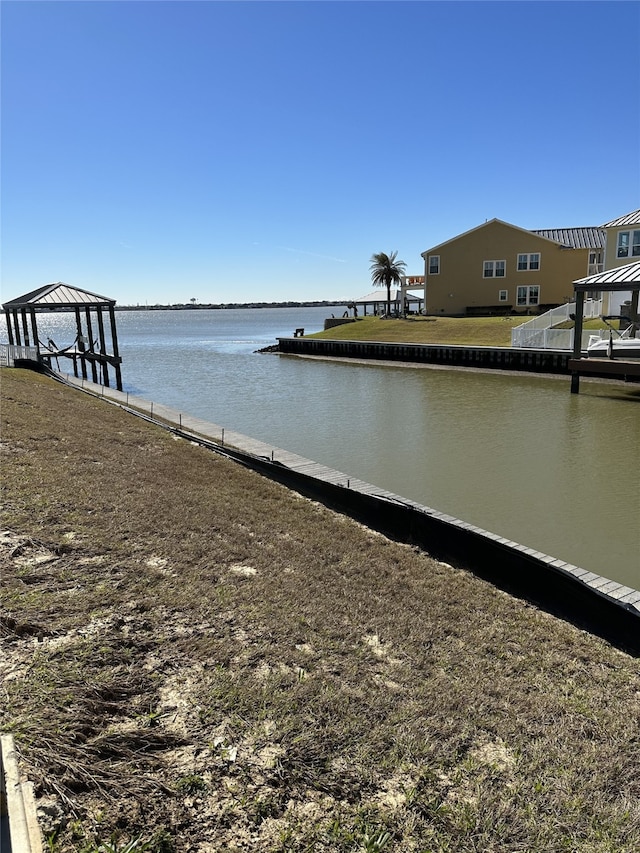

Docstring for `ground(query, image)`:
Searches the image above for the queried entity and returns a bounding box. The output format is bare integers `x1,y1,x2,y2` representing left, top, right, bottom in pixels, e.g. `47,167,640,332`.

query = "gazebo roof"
573,261,640,292
2,282,115,309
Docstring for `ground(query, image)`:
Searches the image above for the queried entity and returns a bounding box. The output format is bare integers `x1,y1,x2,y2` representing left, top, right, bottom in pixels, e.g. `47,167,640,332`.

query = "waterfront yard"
311,315,612,347
1,368,639,852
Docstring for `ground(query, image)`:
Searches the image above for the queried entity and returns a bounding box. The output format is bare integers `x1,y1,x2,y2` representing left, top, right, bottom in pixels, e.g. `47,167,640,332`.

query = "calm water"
7,307,640,587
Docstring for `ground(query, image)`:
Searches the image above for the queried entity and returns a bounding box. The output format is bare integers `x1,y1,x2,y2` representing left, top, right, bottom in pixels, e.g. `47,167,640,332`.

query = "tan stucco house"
421,218,605,316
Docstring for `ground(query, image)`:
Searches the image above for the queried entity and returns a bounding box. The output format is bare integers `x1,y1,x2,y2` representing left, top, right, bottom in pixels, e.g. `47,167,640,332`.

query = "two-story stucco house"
600,209,640,315
601,209,640,269
421,218,605,316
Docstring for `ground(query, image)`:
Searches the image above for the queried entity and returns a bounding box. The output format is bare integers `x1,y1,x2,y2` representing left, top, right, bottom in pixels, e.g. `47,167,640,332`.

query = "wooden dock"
568,357,640,379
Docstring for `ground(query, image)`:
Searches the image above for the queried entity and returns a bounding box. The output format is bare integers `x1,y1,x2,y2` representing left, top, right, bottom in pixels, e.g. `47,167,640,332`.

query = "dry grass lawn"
1,369,639,853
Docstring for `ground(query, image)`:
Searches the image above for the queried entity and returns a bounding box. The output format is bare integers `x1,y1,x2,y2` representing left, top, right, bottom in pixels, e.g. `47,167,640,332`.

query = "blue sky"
2,1,639,306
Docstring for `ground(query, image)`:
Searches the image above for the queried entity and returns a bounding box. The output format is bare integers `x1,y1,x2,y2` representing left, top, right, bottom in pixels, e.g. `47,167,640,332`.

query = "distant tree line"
114,301,348,311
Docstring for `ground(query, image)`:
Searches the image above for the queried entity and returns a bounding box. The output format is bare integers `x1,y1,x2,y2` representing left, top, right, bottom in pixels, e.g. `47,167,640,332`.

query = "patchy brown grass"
1,368,639,853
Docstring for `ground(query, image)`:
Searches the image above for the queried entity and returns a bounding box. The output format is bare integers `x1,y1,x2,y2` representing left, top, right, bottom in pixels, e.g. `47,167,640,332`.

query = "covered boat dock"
2,282,123,390
570,261,640,393
352,287,424,317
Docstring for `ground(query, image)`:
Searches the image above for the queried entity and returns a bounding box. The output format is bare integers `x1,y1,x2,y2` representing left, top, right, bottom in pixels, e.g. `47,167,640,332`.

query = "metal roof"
2,282,115,309
573,260,640,291
355,288,423,303
422,218,605,256
421,218,563,256
532,228,605,250
600,209,640,228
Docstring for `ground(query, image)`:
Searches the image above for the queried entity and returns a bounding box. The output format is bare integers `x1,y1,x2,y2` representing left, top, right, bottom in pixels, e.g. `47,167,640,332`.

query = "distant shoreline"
0,301,349,316
114,300,348,311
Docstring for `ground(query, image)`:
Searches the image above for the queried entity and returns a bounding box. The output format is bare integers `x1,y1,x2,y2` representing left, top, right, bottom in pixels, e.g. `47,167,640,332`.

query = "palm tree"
369,251,407,317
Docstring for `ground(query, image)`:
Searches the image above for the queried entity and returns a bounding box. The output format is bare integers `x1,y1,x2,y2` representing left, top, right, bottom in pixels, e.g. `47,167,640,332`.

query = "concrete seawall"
277,337,574,373
52,370,640,655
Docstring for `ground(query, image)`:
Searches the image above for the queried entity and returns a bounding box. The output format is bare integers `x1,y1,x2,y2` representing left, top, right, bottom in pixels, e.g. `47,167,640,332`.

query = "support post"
108,305,123,391
12,310,21,346
29,309,40,356
85,306,98,384
570,289,585,394
75,307,87,381
5,311,15,346
20,308,30,346
96,307,110,387
629,289,639,337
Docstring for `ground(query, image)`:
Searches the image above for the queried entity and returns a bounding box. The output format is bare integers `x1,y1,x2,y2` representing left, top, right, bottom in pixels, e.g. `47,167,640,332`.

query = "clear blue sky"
2,1,639,306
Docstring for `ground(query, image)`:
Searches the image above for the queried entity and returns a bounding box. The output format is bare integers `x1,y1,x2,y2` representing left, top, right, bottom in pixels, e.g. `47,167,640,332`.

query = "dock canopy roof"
573,260,640,292
355,288,423,304
2,282,115,310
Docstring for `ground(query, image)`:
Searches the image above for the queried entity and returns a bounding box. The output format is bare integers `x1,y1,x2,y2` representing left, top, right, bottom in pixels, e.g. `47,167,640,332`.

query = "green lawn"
310,315,614,347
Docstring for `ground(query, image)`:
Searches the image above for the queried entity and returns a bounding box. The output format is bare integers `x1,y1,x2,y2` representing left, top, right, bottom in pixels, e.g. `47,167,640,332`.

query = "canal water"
9,306,640,588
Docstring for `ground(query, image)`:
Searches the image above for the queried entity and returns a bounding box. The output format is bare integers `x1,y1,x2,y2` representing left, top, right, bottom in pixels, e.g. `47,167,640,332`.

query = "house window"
588,251,604,275
498,290,508,302
617,230,640,258
517,285,540,306
429,255,440,275
483,260,505,277
517,253,540,271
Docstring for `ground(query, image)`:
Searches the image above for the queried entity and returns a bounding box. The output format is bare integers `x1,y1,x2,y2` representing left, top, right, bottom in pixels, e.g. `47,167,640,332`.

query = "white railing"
511,299,602,349
0,344,39,367
511,328,607,351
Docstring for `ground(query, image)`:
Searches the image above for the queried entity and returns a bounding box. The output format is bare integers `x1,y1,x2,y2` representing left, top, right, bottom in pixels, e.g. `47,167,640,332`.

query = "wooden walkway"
568,357,640,378
59,371,640,616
